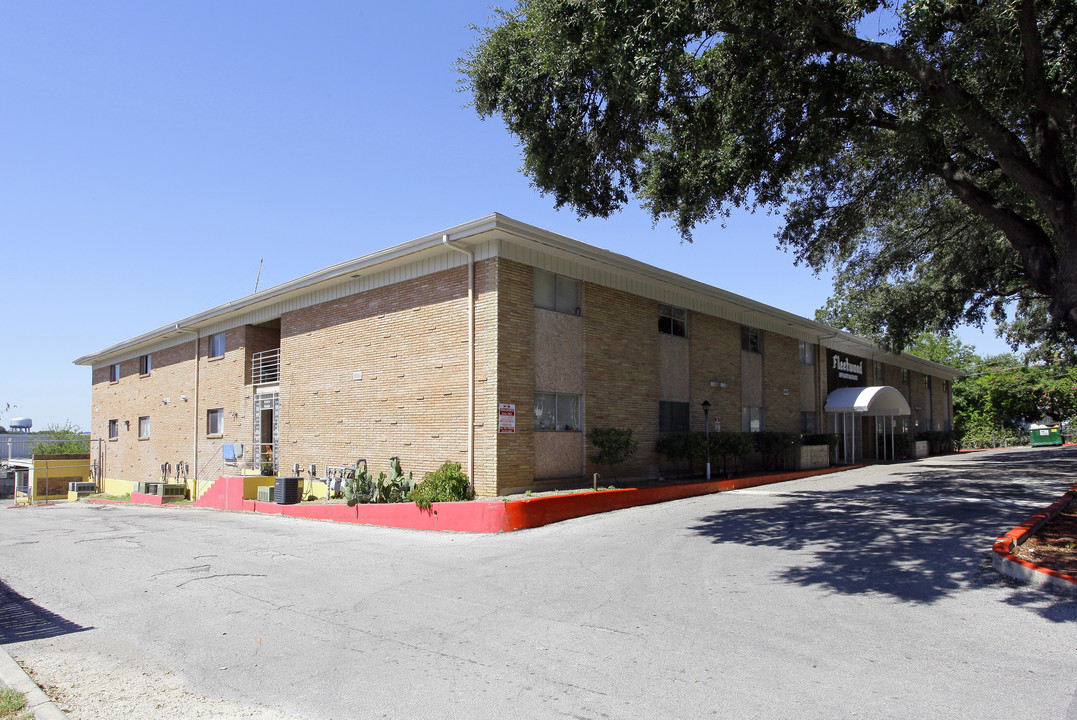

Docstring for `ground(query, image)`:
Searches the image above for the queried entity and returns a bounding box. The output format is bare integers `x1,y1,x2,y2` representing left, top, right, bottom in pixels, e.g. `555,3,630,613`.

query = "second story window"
209,332,226,359
741,326,762,353
658,304,687,337
139,354,152,376
798,341,815,365
534,269,581,316
110,363,120,382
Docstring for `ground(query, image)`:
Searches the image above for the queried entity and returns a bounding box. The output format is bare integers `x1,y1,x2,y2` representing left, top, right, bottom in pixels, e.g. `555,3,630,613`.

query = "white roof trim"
824,386,912,416
73,213,962,380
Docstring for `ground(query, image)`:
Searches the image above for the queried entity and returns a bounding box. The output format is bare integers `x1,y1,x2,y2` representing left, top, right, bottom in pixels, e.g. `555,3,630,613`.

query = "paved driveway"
2,447,1076,719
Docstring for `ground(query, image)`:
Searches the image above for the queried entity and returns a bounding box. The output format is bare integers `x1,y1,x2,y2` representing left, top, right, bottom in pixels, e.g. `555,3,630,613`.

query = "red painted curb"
93,464,867,533
499,465,865,531
993,483,1077,588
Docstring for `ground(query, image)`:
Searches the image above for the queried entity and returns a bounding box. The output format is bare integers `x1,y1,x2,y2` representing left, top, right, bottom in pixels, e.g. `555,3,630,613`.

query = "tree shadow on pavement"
0,578,92,644
689,448,1077,621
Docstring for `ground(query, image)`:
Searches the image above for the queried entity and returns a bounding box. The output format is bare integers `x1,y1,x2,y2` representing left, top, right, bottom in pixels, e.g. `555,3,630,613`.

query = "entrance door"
253,392,279,474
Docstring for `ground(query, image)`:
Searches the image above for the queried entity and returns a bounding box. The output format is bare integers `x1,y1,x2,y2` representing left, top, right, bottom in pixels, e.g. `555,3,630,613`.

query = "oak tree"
461,1,1077,353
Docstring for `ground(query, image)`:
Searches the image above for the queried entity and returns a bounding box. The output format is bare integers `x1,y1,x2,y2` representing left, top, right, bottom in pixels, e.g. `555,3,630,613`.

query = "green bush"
587,427,639,470
410,461,473,509
708,432,755,476
917,430,954,454
29,421,89,455
655,432,705,476
753,432,799,470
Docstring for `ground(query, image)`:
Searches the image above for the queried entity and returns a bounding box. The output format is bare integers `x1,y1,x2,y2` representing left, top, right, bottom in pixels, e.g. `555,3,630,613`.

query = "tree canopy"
461,1,1077,354
904,333,1077,443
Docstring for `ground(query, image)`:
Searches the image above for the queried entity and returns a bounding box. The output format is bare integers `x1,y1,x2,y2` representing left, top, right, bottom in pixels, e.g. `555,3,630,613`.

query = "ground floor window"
535,392,580,431
138,416,150,439
742,406,763,432
108,419,118,440
659,401,689,432
801,411,817,434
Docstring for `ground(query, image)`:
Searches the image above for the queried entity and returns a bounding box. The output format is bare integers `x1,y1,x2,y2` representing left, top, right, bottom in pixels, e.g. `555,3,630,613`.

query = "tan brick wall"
278,265,471,488
688,314,741,433
91,342,198,485
90,330,257,488
583,286,659,479
474,257,505,496
198,328,255,476
493,259,536,495
763,332,802,433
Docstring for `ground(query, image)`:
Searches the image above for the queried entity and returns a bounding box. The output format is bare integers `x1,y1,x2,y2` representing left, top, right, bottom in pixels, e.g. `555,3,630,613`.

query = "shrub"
29,421,89,455
655,432,705,476
709,432,754,476
917,430,954,454
587,427,639,474
411,461,473,509
753,432,799,470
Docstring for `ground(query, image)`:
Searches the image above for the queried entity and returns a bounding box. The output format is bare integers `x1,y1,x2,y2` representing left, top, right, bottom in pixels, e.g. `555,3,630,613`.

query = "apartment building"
74,214,959,498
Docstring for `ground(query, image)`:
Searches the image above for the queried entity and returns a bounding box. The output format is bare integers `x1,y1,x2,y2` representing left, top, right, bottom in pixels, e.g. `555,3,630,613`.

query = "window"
139,354,152,376
741,326,762,353
534,391,580,431
138,416,150,439
801,411,817,434
659,401,690,432
658,304,687,337
944,380,950,394
798,341,814,365
207,408,224,435
209,332,226,359
108,419,119,440
922,375,930,388
901,368,909,384
874,362,883,383
534,270,581,315
110,363,120,382
742,406,763,432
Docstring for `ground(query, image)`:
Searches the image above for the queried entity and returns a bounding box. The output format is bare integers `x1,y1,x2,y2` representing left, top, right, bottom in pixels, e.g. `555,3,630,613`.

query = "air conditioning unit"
257,485,275,502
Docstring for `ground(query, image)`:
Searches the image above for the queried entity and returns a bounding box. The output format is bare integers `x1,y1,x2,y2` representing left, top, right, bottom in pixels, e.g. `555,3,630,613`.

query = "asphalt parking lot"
2,447,1076,719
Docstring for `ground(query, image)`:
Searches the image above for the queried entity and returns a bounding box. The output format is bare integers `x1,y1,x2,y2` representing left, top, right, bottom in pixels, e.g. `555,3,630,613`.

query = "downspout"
442,235,475,488
175,325,200,497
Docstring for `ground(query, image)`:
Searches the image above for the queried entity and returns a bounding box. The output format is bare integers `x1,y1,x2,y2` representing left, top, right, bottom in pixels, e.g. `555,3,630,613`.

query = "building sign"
828,350,866,390
498,403,516,433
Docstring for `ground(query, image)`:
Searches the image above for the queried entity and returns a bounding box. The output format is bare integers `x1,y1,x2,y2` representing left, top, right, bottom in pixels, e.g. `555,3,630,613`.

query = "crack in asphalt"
175,574,267,588
151,565,212,578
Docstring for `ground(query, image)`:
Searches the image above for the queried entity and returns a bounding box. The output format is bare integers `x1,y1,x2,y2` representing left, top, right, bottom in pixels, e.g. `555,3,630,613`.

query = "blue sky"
0,1,1007,431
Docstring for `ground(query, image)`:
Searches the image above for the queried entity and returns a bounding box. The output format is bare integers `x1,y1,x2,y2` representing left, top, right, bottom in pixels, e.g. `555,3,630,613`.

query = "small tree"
30,421,89,455
587,427,639,479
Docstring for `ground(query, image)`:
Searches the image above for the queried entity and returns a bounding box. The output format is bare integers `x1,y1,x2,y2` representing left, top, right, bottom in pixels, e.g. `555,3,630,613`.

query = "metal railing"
251,348,280,384
195,442,277,499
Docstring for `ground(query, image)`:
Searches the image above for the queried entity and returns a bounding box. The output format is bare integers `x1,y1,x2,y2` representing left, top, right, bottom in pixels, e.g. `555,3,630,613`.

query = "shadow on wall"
688,447,1077,622
0,578,93,644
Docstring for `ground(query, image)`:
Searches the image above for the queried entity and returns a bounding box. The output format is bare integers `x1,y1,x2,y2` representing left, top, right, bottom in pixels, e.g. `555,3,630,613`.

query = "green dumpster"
1029,424,1063,447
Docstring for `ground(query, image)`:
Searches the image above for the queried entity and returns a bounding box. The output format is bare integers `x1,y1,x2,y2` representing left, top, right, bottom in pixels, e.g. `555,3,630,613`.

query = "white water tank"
9,417,32,432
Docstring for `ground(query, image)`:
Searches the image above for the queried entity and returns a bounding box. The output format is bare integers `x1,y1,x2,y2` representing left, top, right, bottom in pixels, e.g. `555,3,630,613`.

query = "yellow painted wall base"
242,476,277,500
101,477,136,496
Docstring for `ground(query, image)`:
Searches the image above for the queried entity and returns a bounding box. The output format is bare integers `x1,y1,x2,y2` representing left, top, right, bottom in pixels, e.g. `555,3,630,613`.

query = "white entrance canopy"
825,386,911,464
824,386,911,416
